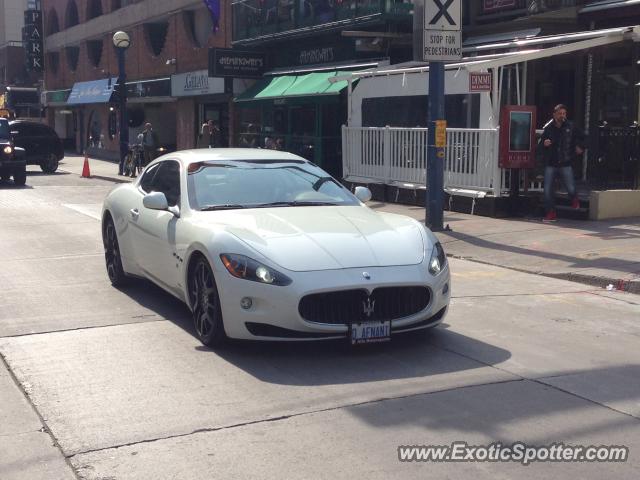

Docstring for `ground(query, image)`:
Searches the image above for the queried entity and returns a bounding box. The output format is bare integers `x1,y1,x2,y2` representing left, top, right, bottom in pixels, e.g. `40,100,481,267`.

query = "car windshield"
187,160,359,210
0,120,8,139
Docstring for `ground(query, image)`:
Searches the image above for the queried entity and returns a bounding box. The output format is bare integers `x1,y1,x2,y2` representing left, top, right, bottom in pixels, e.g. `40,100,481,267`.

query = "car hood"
198,206,427,271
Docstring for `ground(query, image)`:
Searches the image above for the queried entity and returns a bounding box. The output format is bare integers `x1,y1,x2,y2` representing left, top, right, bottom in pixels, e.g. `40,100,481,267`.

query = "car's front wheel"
188,256,227,347
40,154,59,173
103,217,128,287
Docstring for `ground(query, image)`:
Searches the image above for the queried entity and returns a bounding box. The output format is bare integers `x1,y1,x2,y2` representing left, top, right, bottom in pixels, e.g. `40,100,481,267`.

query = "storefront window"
87,111,104,149
237,108,262,148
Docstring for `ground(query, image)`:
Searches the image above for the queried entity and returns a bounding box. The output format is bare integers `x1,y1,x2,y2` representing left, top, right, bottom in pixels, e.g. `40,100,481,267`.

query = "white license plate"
351,321,391,345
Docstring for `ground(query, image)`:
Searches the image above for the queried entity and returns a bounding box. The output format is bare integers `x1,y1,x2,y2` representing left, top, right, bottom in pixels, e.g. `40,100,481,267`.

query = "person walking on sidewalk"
141,123,159,167
541,104,585,222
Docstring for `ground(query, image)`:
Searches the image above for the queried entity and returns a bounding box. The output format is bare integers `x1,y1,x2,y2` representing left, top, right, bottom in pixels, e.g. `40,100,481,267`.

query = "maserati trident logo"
362,297,376,317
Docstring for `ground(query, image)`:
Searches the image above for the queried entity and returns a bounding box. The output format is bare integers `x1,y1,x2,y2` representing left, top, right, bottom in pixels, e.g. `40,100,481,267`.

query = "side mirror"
143,191,169,211
354,186,372,203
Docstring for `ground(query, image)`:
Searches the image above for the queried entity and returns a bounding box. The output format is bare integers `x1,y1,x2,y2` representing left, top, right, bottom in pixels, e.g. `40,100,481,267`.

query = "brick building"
1,0,42,118
42,0,234,159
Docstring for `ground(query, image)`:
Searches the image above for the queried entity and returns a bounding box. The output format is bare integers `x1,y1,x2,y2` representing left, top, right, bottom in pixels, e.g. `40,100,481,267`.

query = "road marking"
62,204,102,220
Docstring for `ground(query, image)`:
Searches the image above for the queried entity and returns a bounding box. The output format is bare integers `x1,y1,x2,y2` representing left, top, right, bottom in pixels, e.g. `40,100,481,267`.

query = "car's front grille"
299,286,431,325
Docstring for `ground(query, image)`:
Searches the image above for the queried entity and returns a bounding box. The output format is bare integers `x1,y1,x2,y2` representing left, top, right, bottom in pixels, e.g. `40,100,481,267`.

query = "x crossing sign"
422,0,462,61
425,0,460,31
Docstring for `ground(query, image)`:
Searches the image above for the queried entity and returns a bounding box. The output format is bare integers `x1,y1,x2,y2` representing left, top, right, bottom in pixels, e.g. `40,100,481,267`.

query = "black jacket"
541,119,584,167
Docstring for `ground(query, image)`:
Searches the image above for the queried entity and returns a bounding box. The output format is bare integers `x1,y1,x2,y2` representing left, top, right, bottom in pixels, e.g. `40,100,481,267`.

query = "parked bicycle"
123,143,144,178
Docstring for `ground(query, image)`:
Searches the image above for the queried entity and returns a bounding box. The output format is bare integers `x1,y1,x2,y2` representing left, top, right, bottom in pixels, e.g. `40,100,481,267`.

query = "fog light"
442,283,449,295
240,297,253,310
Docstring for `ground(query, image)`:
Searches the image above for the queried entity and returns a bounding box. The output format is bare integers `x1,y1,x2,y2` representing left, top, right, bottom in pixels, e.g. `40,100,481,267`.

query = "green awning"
234,71,350,102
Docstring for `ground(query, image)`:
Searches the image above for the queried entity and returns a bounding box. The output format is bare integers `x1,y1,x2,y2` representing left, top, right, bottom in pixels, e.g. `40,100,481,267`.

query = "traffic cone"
81,152,91,178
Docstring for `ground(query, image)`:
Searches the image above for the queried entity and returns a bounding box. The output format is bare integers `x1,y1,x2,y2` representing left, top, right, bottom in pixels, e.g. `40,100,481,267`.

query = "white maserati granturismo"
101,149,450,347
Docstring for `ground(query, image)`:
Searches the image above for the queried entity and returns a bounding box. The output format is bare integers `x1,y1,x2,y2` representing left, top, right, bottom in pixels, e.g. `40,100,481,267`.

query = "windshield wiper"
200,204,247,211
254,201,338,208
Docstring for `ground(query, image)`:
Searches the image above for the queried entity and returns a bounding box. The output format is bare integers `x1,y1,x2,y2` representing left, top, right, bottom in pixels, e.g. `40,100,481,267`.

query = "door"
10,123,38,163
131,160,182,292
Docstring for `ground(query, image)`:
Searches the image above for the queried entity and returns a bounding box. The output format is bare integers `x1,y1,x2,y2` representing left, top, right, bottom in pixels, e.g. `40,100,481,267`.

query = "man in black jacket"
541,104,584,222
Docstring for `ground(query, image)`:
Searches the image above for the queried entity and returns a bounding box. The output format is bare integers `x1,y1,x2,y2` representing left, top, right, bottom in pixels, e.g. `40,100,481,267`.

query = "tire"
40,154,59,173
188,256,227,347
103,217,128,287
12,169,26,186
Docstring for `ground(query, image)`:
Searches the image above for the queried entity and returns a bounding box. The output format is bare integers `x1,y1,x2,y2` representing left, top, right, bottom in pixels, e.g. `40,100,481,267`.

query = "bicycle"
123,144,144,178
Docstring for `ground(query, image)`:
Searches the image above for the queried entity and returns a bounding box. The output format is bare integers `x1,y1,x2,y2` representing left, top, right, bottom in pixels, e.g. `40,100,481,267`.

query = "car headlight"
3,146,12,154
428,242,447,276
220,253,292,286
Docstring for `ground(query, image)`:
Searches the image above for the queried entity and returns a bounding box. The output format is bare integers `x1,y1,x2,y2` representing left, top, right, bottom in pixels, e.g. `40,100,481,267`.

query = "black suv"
9,120,64,173
0,118,27,185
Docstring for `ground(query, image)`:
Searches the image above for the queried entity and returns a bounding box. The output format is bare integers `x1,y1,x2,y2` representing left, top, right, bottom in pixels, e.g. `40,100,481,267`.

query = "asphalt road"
1,166,639,479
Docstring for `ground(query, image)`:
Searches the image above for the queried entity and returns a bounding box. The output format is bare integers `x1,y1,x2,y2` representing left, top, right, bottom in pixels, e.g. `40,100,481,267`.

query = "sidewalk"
59,154,640,294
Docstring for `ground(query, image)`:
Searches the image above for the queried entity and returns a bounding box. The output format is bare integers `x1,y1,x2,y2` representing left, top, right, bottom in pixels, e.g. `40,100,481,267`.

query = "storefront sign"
126,78,171,99
299,47,334,65
23,9,43,72
44,89,71,106
469,72,492,92
482,0,516,12
171,70,224,97
68,79,116,105
209,49,266,78
499,105,537,169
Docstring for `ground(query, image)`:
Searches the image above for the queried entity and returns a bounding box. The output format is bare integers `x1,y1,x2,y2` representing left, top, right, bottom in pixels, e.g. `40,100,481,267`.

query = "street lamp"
113,31,130,175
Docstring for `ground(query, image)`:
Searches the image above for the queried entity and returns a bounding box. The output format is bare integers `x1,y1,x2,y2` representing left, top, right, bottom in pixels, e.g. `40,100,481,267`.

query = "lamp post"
113,31,130,175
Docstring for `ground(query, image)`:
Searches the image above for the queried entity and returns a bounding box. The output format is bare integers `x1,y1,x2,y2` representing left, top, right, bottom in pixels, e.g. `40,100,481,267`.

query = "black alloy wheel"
104,218,128,287
189,257,227,347
40,153,59,173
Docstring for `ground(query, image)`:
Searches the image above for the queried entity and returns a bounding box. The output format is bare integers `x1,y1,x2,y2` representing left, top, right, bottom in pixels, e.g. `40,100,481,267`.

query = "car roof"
160,148,310,167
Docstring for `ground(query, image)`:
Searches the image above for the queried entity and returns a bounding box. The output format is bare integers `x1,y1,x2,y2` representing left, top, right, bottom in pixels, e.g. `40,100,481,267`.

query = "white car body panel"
102,149,450,341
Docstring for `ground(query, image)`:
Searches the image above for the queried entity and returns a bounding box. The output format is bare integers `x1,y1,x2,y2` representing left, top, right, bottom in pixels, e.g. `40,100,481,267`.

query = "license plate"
351,320,391,345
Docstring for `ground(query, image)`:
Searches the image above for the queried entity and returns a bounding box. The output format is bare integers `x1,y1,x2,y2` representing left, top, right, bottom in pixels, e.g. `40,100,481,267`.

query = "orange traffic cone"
81,152,91,178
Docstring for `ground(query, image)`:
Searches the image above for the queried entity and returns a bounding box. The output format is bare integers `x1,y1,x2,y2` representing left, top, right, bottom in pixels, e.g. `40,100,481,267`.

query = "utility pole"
419,0,462,232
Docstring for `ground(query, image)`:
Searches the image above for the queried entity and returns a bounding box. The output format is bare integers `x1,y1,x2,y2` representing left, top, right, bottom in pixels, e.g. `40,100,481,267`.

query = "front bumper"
215,263,450,341
0,151,26,172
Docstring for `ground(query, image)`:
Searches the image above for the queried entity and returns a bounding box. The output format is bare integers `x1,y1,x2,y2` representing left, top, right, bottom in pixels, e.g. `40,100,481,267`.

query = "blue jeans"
544,166,576,211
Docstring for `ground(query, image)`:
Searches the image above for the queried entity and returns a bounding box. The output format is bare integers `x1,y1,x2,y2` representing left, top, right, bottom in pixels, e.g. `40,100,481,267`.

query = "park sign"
423,0,462,62
23,8,43,72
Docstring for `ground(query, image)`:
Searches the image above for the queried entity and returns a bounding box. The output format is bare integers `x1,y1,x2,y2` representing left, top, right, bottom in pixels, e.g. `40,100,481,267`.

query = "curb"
447,254,640,295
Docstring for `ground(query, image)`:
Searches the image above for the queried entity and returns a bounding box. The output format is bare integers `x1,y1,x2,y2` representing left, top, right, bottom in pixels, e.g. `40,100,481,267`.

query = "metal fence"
342,126,503,196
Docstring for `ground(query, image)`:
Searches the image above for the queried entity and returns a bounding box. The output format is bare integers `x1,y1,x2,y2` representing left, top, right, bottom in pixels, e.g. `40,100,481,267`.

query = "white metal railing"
342,126,503,196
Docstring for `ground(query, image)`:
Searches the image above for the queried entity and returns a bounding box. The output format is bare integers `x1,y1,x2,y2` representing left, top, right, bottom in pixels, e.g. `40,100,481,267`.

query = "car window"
32,124,53,136
146,160,181,207
140,163,161,193
187,161,357,210
10,123,28,136
0,120,8,138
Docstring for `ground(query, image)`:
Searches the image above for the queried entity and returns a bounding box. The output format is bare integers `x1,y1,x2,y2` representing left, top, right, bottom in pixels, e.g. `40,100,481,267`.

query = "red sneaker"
571,197,580,209
543,210,557,222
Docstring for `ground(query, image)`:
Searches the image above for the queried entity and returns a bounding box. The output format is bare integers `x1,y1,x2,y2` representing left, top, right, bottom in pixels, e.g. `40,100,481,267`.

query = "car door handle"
130,208,139,219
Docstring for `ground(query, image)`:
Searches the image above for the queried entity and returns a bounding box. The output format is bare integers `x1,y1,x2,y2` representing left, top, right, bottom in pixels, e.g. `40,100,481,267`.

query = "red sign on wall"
499,105,537,169
469,72,492,92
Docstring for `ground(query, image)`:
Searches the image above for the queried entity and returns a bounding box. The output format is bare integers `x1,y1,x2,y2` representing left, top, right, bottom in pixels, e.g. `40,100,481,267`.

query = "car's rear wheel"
12,169,26,186
189,257,227,347
40,154,59,173
104,218,128,287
